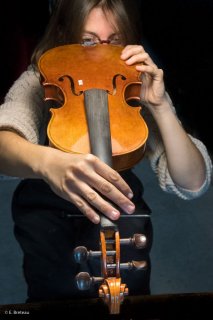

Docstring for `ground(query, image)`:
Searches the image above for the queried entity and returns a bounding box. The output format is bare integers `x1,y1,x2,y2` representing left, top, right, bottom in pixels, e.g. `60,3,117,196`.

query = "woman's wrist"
146,96,174,120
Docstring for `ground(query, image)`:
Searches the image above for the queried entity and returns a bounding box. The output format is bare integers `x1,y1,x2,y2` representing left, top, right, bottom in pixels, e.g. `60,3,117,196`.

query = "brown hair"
31,0,142,66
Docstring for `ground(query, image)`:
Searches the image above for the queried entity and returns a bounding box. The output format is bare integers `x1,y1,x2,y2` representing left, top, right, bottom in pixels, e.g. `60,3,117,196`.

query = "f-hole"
109,74,126,95
124,83,142,107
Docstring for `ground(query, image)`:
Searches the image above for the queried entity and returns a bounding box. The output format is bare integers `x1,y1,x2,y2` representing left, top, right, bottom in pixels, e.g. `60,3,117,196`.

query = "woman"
0,0,212,302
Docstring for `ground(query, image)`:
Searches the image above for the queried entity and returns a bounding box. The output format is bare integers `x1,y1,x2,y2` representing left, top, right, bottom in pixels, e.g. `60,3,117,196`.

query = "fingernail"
112,210,119,218
93,215,100,224
128,192,134,199
127,204,135,214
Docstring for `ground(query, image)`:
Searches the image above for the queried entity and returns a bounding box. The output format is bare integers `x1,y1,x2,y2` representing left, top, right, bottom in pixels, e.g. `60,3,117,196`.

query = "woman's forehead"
83,7,119,33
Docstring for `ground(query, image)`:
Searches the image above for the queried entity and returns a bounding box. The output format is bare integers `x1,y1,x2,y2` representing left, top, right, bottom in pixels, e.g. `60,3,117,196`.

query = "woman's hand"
42,147,135,224
121,46,206,191
121,45,168,113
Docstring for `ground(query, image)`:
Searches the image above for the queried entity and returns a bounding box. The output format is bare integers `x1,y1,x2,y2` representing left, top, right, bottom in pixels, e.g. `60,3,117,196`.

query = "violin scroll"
74,230,147,314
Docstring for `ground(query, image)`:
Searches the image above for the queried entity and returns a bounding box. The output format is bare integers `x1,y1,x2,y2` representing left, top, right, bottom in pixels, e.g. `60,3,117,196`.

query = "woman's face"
81,7,121,46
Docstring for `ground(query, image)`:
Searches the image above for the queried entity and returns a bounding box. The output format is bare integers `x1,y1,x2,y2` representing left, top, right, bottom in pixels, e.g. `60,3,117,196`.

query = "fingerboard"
84,88,116,229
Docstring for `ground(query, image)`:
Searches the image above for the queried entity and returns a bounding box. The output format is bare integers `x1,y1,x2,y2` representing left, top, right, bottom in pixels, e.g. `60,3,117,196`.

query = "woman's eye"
81,37,97,47
110,36,121,45
82,37,93,42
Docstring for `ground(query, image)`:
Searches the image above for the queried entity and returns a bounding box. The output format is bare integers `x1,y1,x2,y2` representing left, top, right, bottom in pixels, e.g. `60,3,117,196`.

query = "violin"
38,44,148,314
38,44,148,171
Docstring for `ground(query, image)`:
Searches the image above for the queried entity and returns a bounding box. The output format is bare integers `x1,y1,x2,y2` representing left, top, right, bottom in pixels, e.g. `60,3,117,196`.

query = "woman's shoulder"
3,65,42,102
19,65,41,84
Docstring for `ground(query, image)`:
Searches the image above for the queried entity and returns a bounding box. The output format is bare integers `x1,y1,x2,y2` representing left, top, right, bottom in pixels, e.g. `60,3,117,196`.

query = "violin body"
38,44,148,171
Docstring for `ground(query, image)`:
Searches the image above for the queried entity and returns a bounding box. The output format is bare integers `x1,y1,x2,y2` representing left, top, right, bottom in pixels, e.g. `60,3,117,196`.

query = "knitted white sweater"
0,67,212,199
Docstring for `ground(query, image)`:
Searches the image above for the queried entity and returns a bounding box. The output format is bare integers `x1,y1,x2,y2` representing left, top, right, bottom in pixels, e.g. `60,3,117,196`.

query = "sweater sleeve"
142,100,212,200
0,67,47,144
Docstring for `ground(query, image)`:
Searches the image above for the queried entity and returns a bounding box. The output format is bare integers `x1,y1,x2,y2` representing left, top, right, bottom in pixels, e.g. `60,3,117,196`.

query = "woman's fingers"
64,178,133,223
76,154,134,199
120,45,166,107
68,193,101,224
136,64,164,80
54,153,135,222
83,172,135,214
67,155,135,216
121,45,156,67
77,182,121,219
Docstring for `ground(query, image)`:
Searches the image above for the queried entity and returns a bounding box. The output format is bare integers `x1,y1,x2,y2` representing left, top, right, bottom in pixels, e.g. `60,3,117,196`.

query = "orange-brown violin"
38,44,148,171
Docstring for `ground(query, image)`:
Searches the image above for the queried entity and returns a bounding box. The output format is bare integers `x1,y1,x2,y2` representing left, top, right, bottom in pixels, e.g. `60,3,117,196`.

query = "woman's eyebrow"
82,31,98,36
82,31,118,37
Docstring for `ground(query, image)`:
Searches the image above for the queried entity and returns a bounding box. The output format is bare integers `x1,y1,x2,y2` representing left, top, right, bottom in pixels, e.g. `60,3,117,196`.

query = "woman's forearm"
0,130,46,179
151,101,206,190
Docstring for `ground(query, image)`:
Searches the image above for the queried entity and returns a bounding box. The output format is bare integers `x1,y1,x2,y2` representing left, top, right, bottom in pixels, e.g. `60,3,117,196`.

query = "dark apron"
12,169,152,302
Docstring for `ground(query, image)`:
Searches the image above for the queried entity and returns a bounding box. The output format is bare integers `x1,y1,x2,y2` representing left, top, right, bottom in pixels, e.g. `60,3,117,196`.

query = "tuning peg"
73,246,89,263
132,234,147,249
128,260,147,271
75,272,103,290
105,260,147,271
73,246,116,264
120,233,147,249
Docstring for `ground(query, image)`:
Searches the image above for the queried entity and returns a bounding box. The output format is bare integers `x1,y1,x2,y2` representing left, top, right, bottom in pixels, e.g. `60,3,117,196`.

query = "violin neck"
84,89,117,229
84,89,113,167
